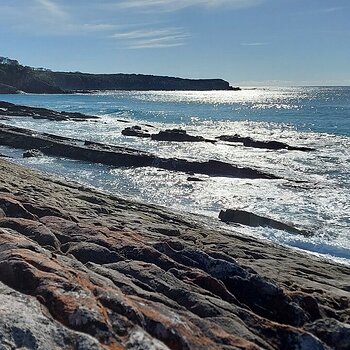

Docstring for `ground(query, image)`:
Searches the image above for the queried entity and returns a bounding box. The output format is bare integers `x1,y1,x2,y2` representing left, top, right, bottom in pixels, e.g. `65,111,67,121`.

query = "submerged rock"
23,149,44,158
219,209,311,236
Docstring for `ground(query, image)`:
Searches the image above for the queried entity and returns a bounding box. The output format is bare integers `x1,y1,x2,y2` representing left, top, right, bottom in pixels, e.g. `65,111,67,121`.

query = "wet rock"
151,129,216,143
187,176,205,182
217,134,315,151
122,126,151,138
219,209,311,236
0,123,279,179
0,101,98,121
23,149,44,158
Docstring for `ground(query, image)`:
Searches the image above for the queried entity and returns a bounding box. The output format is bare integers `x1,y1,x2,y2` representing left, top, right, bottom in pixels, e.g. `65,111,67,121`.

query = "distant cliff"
0,57,236,94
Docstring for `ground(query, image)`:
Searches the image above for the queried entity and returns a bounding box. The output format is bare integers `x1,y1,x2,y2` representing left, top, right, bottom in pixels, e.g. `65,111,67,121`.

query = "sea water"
1,87,349,264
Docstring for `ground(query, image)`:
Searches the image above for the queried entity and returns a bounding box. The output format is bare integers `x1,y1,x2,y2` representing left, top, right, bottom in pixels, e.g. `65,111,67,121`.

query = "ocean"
1,87,349,264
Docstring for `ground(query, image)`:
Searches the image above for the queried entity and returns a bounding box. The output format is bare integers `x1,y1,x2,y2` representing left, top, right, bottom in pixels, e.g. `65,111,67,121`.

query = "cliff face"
0,64,64,94
0,60,233,93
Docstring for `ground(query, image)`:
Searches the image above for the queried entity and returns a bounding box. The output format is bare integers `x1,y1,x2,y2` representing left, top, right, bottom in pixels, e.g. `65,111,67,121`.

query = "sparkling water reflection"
1,87,349,263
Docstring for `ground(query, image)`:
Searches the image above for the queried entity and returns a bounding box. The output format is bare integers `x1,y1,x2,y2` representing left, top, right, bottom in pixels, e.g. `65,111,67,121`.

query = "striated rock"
0,123,280,179
219,209,311,236
0,158,349,349
217,135,315,152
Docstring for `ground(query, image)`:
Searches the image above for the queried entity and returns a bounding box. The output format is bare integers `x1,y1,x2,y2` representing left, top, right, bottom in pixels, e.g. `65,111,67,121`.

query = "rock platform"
0,158,349,349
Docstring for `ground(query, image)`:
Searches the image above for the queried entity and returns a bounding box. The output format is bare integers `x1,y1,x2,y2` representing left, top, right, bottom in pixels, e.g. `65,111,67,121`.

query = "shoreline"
1,157,349,349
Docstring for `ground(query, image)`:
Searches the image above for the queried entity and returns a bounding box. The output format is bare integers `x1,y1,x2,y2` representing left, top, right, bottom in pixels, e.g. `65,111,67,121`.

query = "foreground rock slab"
0,158,349,349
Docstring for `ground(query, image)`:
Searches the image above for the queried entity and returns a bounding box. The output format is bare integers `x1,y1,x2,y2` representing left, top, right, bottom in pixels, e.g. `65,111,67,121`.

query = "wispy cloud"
319,6,344,13
112,27,189,48
117,0,264,12
35,0,67,18
240,42,268,46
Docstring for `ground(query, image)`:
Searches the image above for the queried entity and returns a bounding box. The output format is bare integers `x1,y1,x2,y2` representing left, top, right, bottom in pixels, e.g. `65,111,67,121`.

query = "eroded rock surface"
0,158,349,349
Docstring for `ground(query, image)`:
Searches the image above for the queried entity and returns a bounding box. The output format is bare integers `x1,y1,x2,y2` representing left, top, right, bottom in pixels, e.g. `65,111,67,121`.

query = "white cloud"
112,27,189,48
35,0,67,18
117,0,264,12
240,42,268,46
319,6,344,13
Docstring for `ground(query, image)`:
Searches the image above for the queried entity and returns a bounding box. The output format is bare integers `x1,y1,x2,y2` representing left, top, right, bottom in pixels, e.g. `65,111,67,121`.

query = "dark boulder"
187,176,205,182
23,149,44,158
243,137,315,152
122,126,151,138
151,129,215,143
219,209,311,236
217,134,246,143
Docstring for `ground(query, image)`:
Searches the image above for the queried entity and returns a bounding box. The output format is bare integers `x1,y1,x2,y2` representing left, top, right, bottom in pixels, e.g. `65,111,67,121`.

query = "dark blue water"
2,87,350,136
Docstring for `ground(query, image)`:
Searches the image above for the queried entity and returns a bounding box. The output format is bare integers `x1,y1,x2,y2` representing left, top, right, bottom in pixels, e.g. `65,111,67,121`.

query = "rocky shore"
0,123,280,180
0,157,350,349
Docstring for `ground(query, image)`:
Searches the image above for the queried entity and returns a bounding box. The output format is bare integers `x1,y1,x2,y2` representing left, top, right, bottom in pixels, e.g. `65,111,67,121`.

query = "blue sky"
0,0,349,86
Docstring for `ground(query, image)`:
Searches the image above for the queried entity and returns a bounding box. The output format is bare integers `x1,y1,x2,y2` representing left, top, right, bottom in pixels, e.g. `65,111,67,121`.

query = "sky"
0,0,349,86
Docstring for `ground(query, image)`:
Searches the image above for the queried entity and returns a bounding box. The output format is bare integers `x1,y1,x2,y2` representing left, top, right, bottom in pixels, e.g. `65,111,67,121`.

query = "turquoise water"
1,87,349,263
